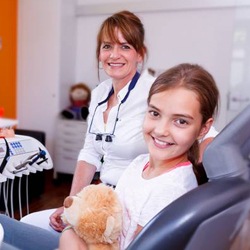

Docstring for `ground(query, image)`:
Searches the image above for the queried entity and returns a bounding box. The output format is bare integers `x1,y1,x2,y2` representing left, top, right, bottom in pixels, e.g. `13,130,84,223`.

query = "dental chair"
127,105,250,250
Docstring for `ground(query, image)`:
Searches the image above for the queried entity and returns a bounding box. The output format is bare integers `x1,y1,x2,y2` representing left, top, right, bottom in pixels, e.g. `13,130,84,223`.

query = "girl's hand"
59,228,88,250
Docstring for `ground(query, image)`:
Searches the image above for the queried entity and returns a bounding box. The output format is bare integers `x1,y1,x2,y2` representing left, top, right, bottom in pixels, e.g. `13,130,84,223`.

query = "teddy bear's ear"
103,216,115,244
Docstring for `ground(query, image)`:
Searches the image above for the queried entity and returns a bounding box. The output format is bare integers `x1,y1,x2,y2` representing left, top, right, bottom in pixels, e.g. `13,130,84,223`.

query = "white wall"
17,0,61,156
59,0,77,109
17,0,77,156
142,9,234,131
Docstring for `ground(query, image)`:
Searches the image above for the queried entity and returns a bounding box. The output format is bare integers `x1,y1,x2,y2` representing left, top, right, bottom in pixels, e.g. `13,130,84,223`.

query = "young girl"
59,63,219,250
115,63,219,249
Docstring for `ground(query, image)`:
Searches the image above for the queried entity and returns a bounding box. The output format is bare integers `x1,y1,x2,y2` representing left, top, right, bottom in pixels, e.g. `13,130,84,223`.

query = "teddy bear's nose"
64,196,73,208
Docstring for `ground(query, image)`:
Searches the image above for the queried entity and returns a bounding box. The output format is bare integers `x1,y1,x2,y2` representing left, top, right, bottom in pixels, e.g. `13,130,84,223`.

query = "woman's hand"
59,228,88,250
49,206,65,232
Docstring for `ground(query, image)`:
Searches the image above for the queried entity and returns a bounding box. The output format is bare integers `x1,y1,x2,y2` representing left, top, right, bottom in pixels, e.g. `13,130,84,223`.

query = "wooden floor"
13,170,73,220
1,169,99,220
32,170,72,209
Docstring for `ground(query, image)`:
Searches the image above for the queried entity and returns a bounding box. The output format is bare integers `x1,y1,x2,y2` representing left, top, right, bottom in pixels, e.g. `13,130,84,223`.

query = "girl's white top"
115,154,198,249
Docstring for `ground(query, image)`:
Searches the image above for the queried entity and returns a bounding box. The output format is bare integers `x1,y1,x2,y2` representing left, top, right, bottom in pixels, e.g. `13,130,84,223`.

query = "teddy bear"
61,83,91,120
61,184,123,250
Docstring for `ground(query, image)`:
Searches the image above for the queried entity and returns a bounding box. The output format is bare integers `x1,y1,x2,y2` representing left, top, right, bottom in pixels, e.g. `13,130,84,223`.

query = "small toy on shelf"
61,83,91,120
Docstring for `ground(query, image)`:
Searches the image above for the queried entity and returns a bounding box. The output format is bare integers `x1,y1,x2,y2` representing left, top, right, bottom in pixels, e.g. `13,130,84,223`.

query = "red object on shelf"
0,107,4,117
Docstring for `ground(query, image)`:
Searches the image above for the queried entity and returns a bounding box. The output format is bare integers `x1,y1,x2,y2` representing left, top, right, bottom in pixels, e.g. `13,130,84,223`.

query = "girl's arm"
59,228,88,250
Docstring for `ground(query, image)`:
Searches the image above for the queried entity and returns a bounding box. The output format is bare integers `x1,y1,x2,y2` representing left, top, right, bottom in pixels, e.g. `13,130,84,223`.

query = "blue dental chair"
127,105,250,250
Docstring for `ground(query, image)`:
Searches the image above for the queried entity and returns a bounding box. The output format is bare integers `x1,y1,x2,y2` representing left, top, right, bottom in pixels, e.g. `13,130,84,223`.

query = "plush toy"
61,184,123,250
61,83,91,120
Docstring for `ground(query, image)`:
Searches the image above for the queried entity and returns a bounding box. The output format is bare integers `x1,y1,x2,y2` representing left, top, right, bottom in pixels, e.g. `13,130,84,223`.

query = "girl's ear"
197,118,214,140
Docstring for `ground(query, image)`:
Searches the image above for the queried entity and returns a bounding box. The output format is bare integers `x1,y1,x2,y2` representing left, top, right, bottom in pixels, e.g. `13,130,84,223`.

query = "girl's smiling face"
143,87,210,164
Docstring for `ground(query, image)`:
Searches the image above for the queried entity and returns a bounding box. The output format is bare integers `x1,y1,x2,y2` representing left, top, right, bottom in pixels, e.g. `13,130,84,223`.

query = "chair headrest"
203,105,250,180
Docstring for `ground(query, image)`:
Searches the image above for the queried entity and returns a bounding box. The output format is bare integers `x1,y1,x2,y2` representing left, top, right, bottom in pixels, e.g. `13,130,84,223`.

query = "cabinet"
53,119,87,177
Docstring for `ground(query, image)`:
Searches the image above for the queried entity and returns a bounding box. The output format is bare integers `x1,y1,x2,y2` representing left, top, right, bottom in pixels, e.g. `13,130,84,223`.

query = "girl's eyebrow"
148,104,194,120
173,114,194,120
